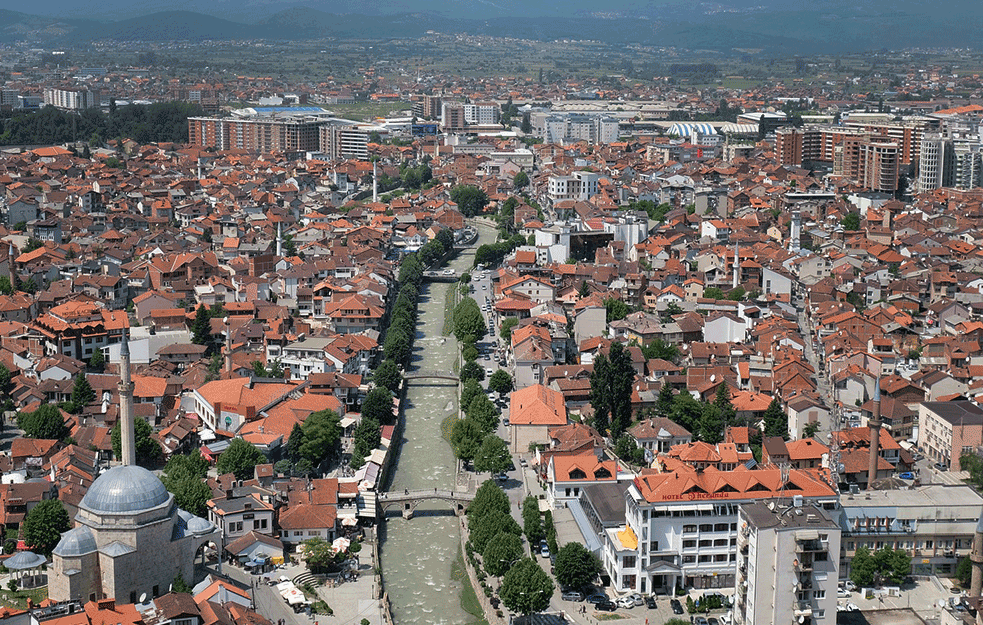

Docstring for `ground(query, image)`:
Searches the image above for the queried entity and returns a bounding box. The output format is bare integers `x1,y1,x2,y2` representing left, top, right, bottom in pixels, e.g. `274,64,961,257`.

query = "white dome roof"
53,526,97,557
80,465,170,514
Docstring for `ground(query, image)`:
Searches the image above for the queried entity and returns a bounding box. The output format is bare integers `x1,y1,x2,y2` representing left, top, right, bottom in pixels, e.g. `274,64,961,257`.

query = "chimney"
226,489,234,500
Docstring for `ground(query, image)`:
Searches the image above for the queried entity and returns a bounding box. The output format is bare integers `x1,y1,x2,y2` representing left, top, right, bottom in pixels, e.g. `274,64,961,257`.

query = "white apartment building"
319,123,369,160
601,467,838,595
43,87,100,111
547,171,600,204
464,102,500,126
735,500,840,625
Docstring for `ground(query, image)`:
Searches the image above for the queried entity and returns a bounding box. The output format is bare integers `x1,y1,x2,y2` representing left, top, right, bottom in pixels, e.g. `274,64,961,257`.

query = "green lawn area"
451,547,490,625
325,101,414,122
0,585,48,609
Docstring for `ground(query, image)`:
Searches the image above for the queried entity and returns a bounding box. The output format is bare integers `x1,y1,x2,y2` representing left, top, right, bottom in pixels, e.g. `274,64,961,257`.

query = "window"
622,556,636,568
713,539,728,547
699,524,713,532
683,555,696,564
683,525,697,533
650,541,659,552
714,523,729,532
683,540,697,549
699,540,712,548
698,555,711,563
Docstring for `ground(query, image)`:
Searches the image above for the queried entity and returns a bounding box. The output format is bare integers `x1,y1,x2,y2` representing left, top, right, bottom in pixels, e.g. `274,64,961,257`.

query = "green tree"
88,349,105,373
460,378,485,413
373,359,402,394
22,499,71,555
451,418,485,464
450,185,489,217
350,417,381,470
172,572,193,594
473,435,511,474
698,404,725,444
453,297,486,343
111,417,162,467
656,383,674,419
467,480,510,523
70,373,95,412
164,473,212,516
957,556,973,588
603,297,629,323
641,339,680,363
670,391,704,434
763,398,789,440
488,369,513,395
483,532,524,578
251,361,269,377
578,280,590,298
216,438,265,480
803,421,821,438
500,317,518,341
873,547,911,585
841,212,861,231
466,394,500,433
554,542,602,591
703,287,725,300
191,305,212,347
460,360,485,383
286,422,305,463
162,451,209,482
850,545,878,588
513,171,530,190
361,387,395,425
17,404,69,440
522,495,545,545
499,557,554,615
470,509,522,553
713,384,736,426
299,409,341,467
0,277,12,296
589,342,635,437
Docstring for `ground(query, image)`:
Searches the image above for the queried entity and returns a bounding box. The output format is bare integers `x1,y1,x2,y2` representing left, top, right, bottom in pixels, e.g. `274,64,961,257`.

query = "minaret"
790,209,802,253
970,513,983,596
867,377,882,488
224,317,232,374
372,161,378,203
118,331,136,466
276,221,282,257
7,243,15,288
732,242,740,290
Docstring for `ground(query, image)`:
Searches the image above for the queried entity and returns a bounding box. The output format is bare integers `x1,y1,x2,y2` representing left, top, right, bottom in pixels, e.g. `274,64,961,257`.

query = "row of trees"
451,379,511,474
474,234,527,269
466,482,554,615
0,101,203,146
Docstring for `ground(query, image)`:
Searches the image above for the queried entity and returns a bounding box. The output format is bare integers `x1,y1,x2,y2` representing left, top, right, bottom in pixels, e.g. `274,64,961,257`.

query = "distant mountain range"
0,0,981,54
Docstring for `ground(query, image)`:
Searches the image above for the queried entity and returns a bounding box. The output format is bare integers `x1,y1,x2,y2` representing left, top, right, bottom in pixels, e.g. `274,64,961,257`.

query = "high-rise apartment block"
318,123,369,160
531,112,620,144
43,87,100,111
188,116,323,154
440,102,467,132
917,120,983,192
735,500,840,625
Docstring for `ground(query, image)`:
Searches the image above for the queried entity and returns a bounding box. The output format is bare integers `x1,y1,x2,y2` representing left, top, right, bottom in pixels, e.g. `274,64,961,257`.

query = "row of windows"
682,538,737,549
682,523,736,533
682,554,737,564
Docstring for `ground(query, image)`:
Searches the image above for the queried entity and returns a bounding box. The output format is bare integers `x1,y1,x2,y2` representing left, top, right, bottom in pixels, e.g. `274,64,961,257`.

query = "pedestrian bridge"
422,271,462,282
403,370,459,382
377,489,475,519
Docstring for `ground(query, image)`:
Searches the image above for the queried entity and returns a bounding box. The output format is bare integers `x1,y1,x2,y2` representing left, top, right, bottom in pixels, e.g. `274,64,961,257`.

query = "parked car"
519,457,527,467
645,595,656,609
616,596,635,609
671,599,684,614
719,611,733,625
626,593,644,606
595,600,617,612
837,588,851,598
708,618,720,625
899,472,915,479
935,462,949,471
841,580,856,591
846,603,860,612
586,593,608,605
561,590,585,602
695,617,709,625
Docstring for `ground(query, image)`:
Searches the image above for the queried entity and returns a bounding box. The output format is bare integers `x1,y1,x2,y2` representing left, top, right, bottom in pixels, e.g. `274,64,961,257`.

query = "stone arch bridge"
377,489,475,520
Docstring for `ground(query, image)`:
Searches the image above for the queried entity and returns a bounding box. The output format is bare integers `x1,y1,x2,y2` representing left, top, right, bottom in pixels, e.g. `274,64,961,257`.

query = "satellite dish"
139,593,147,603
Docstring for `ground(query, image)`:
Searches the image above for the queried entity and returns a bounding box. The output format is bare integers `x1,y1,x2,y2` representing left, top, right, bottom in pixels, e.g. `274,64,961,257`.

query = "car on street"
899,472,914,479
935,462,949,471
645,596,656,609
846,603,860,612
586,593,608,605
843,580,856,591
495,473,508,482
485,368,494,376
719,612,733,625
502,417,510,427
616,596,635,609
561,590,584,602
519,457,527,467
837,588,851,598
670,599,684,614
708,618,720,625
625,593,644,606
695,617,709,625
595,600,617,612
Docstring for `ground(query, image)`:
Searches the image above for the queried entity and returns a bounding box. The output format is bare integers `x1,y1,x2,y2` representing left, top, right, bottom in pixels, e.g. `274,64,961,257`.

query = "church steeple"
118,331,136,466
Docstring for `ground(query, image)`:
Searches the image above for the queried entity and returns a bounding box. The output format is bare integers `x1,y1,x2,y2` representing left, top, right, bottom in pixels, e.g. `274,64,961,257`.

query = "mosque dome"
52,526,97,557
80,465,170,514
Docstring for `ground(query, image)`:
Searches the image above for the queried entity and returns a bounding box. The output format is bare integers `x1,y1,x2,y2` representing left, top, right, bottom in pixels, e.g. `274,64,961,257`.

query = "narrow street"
796,301,836,435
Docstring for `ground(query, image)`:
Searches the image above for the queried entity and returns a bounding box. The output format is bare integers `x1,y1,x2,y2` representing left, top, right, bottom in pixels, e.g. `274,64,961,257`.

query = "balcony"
794,601,813,617
795,540,828,553
793,558,814,572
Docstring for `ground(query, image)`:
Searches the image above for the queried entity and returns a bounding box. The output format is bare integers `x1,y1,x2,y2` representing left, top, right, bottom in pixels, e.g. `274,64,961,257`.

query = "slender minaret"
372,161,378,203
276,221,282,257
7,243,15,288
118,331,136,466
970,513,983,596
732,242,740,289
224,317,232,374
867,377,882,488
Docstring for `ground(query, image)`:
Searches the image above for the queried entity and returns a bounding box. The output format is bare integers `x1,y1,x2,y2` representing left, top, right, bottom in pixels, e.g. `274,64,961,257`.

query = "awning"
566,499,602,554
794,530,820,541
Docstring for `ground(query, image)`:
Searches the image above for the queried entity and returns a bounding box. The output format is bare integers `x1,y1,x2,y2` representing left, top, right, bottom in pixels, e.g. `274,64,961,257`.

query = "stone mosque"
48,337,216,603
